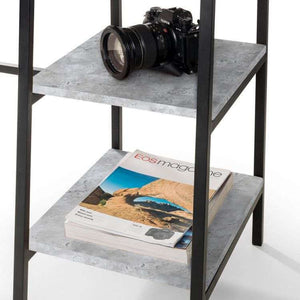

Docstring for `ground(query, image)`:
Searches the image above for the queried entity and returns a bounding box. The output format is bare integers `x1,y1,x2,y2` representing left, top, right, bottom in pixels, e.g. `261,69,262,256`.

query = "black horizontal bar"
205,186,263,298
0,63,19,75
0,62,42,76
0,63,44,104
211,53,267,132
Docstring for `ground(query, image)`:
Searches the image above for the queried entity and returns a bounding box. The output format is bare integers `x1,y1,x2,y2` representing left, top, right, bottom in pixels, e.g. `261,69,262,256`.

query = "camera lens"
100,24,173,80
100,26,131,79
107,33,125,73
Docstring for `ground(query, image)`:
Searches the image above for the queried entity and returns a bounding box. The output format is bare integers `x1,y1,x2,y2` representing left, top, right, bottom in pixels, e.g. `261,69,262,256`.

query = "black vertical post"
191,0,216,299
13,0,35,299
253,0,269,246
111,0,123,150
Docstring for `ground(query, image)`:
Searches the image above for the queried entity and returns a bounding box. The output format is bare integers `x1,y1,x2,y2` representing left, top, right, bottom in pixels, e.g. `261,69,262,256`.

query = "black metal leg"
112,106,123,149
191,0,216,299
253,0,269,246
253,62,267,246
111,0,123,150
13,0,35,299
252,195,264,246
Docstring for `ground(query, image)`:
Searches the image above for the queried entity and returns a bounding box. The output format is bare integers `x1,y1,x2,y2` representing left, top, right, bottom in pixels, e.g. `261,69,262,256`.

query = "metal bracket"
0,62,44,104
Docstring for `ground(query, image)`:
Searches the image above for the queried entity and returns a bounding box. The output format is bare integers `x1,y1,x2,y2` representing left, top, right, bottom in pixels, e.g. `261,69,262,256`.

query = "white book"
65,150,232,248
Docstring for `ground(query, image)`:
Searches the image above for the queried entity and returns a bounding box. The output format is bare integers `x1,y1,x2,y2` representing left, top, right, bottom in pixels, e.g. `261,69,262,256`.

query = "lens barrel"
100,24,172,79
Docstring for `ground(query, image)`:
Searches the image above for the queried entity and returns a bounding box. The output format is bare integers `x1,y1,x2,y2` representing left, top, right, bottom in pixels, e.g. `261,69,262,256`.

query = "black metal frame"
0,0,268,299
111,0,123,150
253,0,269,247
12,1,35,299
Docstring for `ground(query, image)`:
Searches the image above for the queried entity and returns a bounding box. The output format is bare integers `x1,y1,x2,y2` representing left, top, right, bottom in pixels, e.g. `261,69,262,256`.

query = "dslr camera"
100,7,200,80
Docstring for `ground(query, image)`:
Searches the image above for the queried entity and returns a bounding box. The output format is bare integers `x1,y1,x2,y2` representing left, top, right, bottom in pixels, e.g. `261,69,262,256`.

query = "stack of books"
65,150,233,264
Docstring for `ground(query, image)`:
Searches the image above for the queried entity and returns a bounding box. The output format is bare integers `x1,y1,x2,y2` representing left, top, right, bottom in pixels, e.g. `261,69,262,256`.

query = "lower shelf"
29,149,263,290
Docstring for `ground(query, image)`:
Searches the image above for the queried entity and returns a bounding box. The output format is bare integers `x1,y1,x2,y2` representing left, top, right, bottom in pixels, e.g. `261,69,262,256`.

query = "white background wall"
1,0,300,299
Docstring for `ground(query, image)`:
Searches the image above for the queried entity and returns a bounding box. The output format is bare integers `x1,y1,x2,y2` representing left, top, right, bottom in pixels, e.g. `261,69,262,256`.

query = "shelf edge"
205,179,263,297
211,52,267,131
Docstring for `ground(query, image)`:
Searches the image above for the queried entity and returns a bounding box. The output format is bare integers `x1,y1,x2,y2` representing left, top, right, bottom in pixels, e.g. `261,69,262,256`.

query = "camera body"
144,7,199,75
100,7,199,79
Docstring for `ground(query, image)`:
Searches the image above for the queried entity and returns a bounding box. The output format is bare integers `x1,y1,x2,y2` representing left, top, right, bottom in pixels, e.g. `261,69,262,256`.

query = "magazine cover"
66,150,231,247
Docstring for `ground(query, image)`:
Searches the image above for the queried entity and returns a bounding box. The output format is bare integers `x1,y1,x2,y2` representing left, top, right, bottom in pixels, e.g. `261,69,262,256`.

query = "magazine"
65,171,233,264
65,150,231,248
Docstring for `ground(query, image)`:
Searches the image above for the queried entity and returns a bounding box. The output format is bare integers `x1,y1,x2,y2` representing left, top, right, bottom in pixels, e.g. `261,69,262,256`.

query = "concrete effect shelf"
33,33,266,123
29,149,263,290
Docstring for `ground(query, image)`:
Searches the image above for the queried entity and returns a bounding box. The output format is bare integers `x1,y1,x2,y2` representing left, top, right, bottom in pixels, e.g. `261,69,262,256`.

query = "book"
65,150,232,259
65,172,233,264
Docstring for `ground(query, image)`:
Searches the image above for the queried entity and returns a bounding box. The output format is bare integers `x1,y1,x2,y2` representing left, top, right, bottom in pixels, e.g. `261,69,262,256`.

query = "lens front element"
107,33,125,73
100,26,131,79
100,25,158,80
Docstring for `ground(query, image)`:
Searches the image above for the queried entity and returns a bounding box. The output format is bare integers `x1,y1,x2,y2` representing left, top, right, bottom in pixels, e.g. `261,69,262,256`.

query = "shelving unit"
0,0,268,299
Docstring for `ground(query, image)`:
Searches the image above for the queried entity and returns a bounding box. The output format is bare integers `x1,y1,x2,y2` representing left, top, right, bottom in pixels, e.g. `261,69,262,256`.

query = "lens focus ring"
129,24,157,69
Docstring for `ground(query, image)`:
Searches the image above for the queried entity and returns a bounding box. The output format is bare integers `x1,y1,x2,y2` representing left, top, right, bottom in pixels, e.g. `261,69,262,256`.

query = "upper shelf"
33,32,266,127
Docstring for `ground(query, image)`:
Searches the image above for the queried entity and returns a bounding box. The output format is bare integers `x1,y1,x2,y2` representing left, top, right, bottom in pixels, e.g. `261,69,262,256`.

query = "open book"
65,150,232,251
